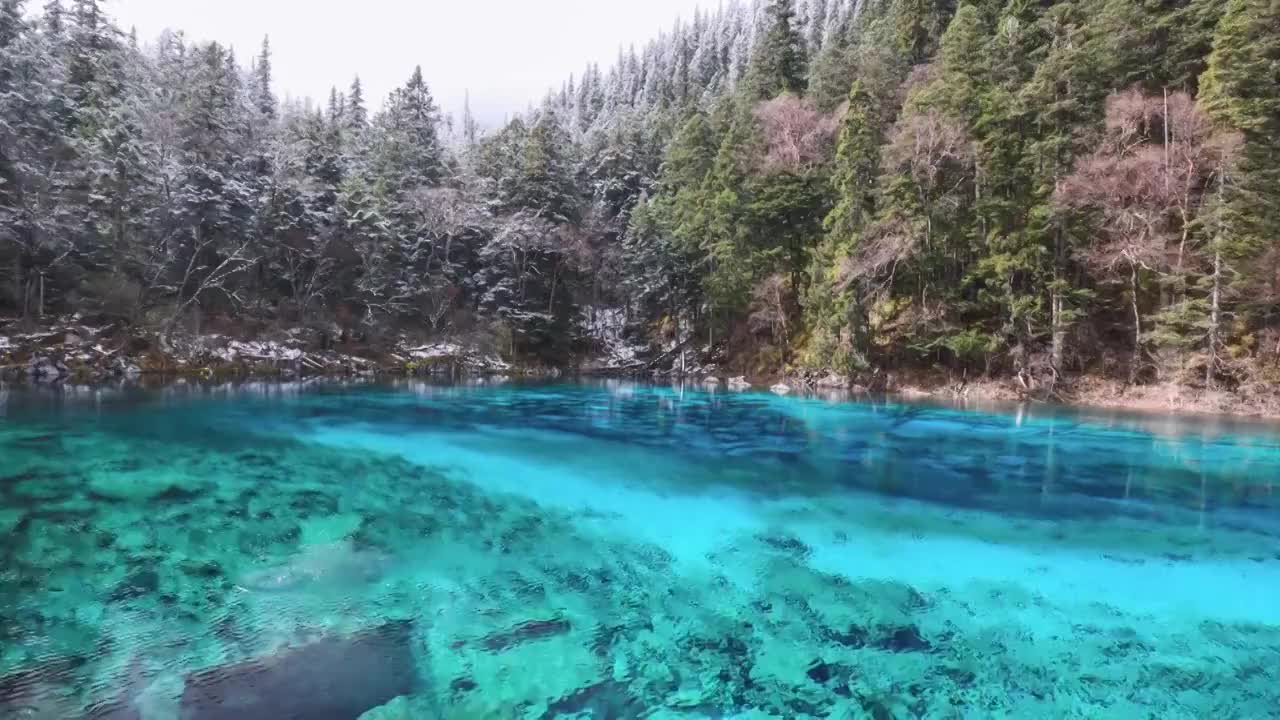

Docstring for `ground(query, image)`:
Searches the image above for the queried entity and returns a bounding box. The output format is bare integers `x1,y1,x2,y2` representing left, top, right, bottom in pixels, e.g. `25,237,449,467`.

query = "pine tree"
1198,0,1280,332
42,0,62,35
1,0,79,316
1199,0,1280,166
746,0,808,99
461,91,480,146
824,80,882,242
254,36,276,120
802,0,829,53
377,65,445,190
346,75,368,130
891,0,953,66
66,0,121,130
327,86,344,126
1162,0,1227,91
517,109,578,222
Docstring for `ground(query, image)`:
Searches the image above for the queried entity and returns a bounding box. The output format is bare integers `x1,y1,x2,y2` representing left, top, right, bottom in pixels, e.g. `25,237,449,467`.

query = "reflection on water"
1,380,1278,718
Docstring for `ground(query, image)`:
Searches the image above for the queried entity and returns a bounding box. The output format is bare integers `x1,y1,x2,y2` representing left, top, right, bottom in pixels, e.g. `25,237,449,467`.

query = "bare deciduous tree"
1058,88,1239,383
749,273,795,347
754,93,842,174
842,110,974,305
158,231,256,344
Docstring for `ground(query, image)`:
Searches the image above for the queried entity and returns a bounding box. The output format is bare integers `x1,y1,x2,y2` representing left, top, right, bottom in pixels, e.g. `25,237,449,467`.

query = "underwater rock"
88,470,191,503
82,656,155,720
178,560,225,580
829,624,931,653
879,625,931,653
805,659,836,684
288,489,339,516
0,508,25,535
728,376,752,390
478,617,572,652
238,540,389,593
770,384,791,395
449,676,478,693
544,679,645,719
0,654,86,719
757,533,812,558
179,620,417,720
354,695,414,720
109,570,161,601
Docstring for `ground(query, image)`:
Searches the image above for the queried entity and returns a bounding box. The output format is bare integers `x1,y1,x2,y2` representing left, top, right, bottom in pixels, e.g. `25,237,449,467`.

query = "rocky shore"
0,315,521,384
5,314,1278,420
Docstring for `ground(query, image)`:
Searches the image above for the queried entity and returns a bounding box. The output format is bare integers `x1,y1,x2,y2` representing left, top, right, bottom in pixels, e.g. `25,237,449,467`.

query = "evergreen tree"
1,0,1277,389
376,66,445,191
891,0,955,66
747,0,808,99
1198,0,1280,331
824,80,882,243
42,0,62,35
1,0,78,316
461,91,480,146
516,109,578,222
254,36,276,120
346,75,367,130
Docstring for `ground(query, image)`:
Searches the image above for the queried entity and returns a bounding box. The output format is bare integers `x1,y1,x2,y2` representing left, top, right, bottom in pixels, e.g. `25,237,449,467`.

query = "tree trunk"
1206,248,1221,388
1129,264,1142,384
547,262,559,314
12,255,22,313
1050,286,1065,376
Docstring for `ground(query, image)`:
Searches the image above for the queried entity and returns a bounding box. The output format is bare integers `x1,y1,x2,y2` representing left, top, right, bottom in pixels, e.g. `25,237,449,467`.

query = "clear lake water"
1,379,1278,719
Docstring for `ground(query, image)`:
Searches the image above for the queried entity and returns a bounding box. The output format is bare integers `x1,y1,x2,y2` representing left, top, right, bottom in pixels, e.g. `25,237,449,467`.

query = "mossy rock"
87,469,191,502
0,508,26,535
300,513,364,545
356,695,429,719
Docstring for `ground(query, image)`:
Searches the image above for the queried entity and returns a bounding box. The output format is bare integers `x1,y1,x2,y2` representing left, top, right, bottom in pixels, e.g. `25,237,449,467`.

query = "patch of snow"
78,324,113,338
217,340,304,363
403,340,510,372
13,330,58,342
582,306,646,369
406,342,464,360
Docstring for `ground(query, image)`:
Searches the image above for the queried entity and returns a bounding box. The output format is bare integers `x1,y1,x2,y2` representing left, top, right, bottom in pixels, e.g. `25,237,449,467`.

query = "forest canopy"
1,0,1277,390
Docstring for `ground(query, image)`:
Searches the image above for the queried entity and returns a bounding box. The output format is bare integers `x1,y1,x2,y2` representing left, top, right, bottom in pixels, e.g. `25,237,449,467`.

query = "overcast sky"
109,0,706,126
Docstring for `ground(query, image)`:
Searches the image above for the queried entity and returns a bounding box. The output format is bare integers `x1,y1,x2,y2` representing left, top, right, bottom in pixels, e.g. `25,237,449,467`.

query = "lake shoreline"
842,372,1280,422
4,315,1279,421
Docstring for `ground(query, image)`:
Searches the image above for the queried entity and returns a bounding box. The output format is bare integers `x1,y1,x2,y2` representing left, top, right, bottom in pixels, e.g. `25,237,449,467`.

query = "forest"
1,0,1278,394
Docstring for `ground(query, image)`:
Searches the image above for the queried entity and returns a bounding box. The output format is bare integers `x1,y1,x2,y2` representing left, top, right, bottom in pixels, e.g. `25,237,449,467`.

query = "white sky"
108,0,706,126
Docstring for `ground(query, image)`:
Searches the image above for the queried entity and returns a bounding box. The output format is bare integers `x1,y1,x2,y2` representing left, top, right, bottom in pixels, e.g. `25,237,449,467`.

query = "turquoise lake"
1,380,1278,719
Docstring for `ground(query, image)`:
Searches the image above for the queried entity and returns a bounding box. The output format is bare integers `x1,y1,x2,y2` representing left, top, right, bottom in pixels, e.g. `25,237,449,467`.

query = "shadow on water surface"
1,380,1278,718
